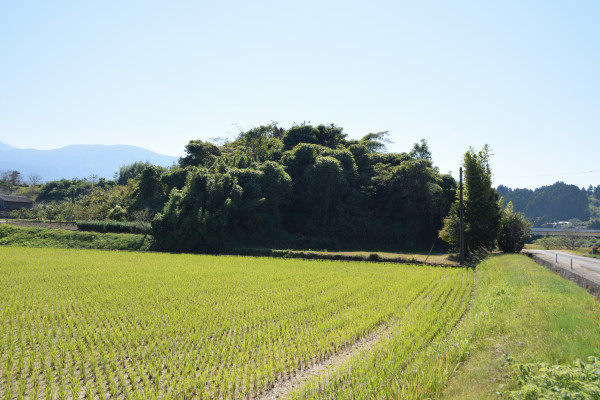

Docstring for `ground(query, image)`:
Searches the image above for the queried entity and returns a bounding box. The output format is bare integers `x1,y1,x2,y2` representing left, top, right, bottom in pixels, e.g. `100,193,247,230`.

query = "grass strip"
441,254,600,399
0,224,150,251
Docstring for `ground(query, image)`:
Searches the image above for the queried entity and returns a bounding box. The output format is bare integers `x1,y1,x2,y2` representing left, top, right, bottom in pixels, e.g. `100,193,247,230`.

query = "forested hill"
497,182,600,225
139,124,457,252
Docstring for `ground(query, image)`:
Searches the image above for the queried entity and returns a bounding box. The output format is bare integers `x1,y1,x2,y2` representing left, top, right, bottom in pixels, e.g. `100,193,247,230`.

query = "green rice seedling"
58,376,66,400
0,247,472,399
70,380,80,400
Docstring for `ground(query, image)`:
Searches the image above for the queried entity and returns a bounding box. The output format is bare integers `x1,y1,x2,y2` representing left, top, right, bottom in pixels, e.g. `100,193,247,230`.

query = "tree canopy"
144,123,456,252
21,123,468,253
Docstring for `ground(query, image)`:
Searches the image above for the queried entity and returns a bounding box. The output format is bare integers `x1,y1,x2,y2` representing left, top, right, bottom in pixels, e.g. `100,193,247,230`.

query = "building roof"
0,195,34,203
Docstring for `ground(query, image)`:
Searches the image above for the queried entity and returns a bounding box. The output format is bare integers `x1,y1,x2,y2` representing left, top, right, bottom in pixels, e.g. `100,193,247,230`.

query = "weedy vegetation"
504,357,600,399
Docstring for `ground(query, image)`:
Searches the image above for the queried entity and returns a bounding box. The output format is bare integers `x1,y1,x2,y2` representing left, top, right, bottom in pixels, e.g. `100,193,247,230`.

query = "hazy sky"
1,1,598,189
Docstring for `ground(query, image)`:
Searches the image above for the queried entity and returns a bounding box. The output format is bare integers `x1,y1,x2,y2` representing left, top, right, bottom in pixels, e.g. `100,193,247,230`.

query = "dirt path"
8,220,78,230
257,323,392,400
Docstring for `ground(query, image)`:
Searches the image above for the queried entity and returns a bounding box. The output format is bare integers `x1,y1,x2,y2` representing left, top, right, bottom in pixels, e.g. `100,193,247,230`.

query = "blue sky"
1,1,598,189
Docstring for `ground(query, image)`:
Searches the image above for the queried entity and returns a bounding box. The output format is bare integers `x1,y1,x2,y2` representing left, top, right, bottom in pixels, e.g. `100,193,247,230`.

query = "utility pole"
459,167,465,266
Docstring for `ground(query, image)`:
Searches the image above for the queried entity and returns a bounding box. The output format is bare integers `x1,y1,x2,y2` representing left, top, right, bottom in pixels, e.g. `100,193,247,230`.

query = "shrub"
537,236,557,250
76,220,150,234
107,206,127,221
368,253,380,261
498,202,531,253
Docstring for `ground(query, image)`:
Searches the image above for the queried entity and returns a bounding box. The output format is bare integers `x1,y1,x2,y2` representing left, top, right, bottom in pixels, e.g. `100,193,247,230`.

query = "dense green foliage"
76,220,150,234
178,140,221,167
497,202,532,253
36,178,113,203
497,182,593,225
116,161,152,185
0,247,470,399
0,225,150,250
440,146,501,253
148,123,455,252
2,124,455,253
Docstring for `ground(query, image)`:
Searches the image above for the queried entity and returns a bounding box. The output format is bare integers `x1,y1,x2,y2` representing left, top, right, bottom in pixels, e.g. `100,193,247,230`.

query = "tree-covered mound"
141,123,456,252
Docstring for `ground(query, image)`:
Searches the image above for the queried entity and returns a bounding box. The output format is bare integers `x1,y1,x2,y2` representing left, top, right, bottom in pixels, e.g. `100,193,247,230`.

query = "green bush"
498,203,531,253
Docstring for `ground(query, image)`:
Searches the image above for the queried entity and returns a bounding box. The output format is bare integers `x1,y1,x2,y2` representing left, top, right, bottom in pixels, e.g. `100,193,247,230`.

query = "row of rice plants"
0,247,472,399
290,268,473,399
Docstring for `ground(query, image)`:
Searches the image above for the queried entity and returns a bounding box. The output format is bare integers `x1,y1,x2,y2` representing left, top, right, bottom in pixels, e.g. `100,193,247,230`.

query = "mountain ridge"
0,141,17,151
0,141,178,182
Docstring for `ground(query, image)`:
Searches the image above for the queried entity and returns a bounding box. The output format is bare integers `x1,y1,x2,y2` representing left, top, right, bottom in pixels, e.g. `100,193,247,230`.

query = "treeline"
8,123,459,252
497,182,599,226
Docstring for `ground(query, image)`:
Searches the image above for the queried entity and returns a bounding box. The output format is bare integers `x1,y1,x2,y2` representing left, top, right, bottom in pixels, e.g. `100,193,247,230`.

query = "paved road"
525,249,600,279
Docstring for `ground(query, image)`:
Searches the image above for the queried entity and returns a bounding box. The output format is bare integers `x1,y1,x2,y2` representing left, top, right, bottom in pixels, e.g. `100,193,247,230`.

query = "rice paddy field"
0,247,472,399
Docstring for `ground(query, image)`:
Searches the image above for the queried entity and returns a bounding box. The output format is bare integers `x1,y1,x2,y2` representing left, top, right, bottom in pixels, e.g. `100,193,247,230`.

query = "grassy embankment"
0,224,150,251
0,223,457,264
441,254,600,398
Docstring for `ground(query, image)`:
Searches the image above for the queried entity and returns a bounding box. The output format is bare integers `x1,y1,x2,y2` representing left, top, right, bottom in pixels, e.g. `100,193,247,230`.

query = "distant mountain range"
0,141,178,182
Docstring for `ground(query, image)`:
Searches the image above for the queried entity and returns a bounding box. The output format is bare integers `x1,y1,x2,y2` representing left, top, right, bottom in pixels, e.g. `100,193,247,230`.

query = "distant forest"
497,182,600,227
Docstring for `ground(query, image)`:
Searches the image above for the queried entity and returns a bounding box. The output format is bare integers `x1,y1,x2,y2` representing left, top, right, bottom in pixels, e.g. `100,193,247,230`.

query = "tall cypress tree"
440,145,501,253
